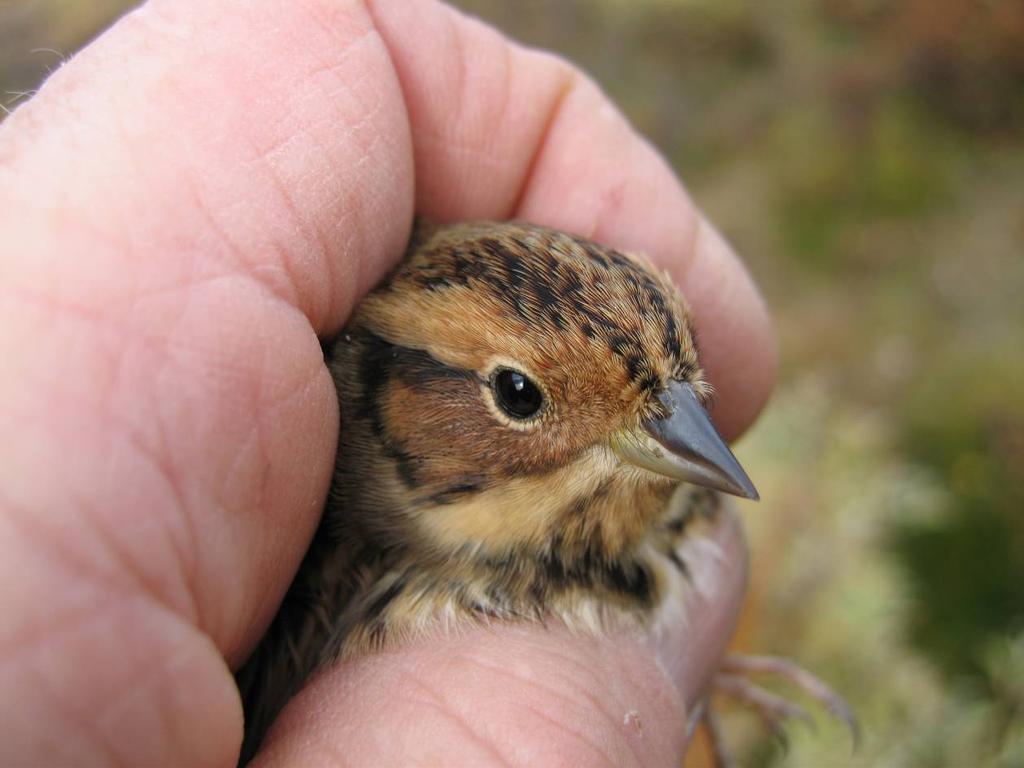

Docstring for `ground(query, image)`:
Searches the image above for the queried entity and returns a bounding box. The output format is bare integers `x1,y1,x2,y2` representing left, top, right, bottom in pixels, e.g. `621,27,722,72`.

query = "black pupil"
494,369,543,419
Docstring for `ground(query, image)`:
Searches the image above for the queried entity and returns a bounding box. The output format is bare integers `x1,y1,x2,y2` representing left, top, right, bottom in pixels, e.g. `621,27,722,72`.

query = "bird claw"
695,654,857,768
714,672,813,747
719,653,860,747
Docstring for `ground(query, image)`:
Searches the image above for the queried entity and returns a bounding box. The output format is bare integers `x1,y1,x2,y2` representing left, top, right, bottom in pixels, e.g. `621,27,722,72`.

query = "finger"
367,0,777,439
254,508,747,767
1,0,413,763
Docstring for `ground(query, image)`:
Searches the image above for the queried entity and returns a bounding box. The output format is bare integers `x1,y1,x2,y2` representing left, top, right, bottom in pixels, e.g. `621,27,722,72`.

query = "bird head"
331,221,756,561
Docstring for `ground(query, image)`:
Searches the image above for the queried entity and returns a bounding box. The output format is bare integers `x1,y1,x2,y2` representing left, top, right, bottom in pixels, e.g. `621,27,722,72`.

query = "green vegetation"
4,0,1021,764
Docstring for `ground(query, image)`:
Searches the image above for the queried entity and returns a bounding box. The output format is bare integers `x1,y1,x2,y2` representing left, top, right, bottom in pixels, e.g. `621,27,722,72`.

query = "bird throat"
409,450,679,566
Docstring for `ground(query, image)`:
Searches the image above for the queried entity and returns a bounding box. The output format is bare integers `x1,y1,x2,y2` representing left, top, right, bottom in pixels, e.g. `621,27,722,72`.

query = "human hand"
0,0,775,765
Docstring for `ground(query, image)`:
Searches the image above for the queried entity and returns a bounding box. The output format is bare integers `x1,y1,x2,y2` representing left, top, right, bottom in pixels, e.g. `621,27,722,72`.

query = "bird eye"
492,368,544,420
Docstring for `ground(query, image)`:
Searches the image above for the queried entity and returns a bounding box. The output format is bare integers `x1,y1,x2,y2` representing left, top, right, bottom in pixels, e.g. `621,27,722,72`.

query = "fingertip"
675,218,778,441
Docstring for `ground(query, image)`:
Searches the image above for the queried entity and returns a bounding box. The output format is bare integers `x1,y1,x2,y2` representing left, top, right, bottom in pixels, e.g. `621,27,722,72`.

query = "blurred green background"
3,0,1021,765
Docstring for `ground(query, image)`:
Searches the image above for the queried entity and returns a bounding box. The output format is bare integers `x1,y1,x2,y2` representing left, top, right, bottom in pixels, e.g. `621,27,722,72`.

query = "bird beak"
610,380,759,500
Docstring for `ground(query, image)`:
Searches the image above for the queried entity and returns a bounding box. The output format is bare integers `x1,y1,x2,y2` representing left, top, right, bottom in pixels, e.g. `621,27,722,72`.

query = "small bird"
236,220,851,765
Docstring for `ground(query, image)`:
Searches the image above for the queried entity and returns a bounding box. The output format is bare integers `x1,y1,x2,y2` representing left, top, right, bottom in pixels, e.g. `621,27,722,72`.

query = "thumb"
250,506,747,767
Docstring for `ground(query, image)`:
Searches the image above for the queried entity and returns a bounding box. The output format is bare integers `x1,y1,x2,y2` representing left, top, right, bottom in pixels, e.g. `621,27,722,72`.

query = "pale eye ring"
491,368,544,420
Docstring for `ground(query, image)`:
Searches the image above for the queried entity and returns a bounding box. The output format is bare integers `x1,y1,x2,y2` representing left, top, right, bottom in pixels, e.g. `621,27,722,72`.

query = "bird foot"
695,653,858,768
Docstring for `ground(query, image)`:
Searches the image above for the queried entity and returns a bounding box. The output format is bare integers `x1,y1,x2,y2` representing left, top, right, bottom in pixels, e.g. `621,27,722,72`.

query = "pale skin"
0,0,776,765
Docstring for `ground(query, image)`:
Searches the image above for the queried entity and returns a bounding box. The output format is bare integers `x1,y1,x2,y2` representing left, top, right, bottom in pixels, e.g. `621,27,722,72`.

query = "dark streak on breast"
539,536,655,607
666,549,691,580
364,575,407,624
